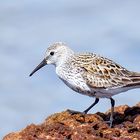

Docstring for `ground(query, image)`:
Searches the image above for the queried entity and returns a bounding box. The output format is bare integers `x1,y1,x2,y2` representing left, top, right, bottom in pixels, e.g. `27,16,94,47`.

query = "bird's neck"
55,47,74,67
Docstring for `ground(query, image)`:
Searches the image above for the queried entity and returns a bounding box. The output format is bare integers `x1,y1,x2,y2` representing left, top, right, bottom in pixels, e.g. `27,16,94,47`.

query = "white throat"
55,47,74,67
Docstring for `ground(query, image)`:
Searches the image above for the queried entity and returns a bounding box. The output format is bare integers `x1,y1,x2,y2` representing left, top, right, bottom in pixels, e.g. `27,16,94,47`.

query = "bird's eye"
50,52,54,56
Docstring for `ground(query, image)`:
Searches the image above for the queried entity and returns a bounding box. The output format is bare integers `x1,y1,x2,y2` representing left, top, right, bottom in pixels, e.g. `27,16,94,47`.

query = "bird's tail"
125,72,140,88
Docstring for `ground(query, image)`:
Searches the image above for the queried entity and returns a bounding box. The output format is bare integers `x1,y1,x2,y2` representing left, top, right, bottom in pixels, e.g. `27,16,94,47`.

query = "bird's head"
29,42,74,77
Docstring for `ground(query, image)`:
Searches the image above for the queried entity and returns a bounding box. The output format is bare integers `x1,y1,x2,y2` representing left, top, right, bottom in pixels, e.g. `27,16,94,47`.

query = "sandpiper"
30,42,140,127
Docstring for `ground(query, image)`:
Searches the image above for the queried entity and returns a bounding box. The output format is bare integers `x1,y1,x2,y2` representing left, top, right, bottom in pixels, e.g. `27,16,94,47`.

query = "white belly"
56,66,91,95
60,76,90,94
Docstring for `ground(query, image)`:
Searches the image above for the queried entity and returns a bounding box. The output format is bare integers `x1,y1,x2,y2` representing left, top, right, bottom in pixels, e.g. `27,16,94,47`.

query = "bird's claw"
67,109,86,115
105,120,113,128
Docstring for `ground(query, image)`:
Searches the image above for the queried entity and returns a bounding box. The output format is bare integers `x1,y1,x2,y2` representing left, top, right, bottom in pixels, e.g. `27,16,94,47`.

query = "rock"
3,103,140,140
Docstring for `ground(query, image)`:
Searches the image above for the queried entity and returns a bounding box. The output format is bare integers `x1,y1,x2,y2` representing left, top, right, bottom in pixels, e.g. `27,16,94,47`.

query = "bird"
29,42,140,127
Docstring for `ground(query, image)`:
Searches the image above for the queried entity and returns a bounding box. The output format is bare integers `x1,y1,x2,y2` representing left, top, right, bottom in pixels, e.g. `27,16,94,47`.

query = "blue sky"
1,0,140,139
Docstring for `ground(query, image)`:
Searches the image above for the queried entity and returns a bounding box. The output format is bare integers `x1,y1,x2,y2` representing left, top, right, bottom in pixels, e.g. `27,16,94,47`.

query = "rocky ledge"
3,103,140,140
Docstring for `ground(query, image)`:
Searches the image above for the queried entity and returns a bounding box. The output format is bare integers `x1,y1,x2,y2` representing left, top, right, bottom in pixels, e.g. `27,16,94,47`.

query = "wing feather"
73,54,136,89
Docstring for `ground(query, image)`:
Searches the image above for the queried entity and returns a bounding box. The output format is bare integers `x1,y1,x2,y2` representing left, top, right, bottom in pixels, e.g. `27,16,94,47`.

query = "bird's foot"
105,120,113,128
83,109,89,114
67,109,86,115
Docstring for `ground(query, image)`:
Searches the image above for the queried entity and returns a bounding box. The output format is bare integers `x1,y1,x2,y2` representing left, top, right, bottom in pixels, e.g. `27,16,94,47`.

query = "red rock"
3,103,140,140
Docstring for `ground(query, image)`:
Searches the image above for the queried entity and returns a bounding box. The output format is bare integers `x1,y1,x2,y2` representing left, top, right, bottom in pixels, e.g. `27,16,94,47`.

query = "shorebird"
30,42,140,127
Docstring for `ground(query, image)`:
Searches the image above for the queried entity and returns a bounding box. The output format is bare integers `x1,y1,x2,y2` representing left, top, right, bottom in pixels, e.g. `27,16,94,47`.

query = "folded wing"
76,54,140,89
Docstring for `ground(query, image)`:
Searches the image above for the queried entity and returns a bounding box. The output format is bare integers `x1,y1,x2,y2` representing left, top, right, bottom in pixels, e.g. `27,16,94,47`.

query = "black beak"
29,59,47,77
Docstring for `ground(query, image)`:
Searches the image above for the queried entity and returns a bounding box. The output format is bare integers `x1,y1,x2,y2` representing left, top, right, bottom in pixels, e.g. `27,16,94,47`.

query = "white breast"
56,66,92,96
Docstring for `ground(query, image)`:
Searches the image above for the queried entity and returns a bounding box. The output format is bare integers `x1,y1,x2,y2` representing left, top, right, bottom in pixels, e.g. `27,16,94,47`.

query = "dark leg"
67,98,99,115
109,98,115,127
83,98,99,114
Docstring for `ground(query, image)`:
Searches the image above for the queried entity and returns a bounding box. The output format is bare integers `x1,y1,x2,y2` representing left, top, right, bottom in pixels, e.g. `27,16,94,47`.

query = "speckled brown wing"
76,54,140,89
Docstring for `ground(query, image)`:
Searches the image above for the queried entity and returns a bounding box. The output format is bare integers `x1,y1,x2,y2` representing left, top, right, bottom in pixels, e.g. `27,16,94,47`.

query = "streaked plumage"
30,42,140,127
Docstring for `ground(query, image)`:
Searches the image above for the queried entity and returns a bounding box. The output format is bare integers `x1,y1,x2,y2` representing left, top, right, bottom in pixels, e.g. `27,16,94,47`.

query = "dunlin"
30,42,140,127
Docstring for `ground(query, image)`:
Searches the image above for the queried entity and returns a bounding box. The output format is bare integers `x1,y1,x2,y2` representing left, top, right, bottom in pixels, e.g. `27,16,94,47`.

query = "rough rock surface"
3,103,140,140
